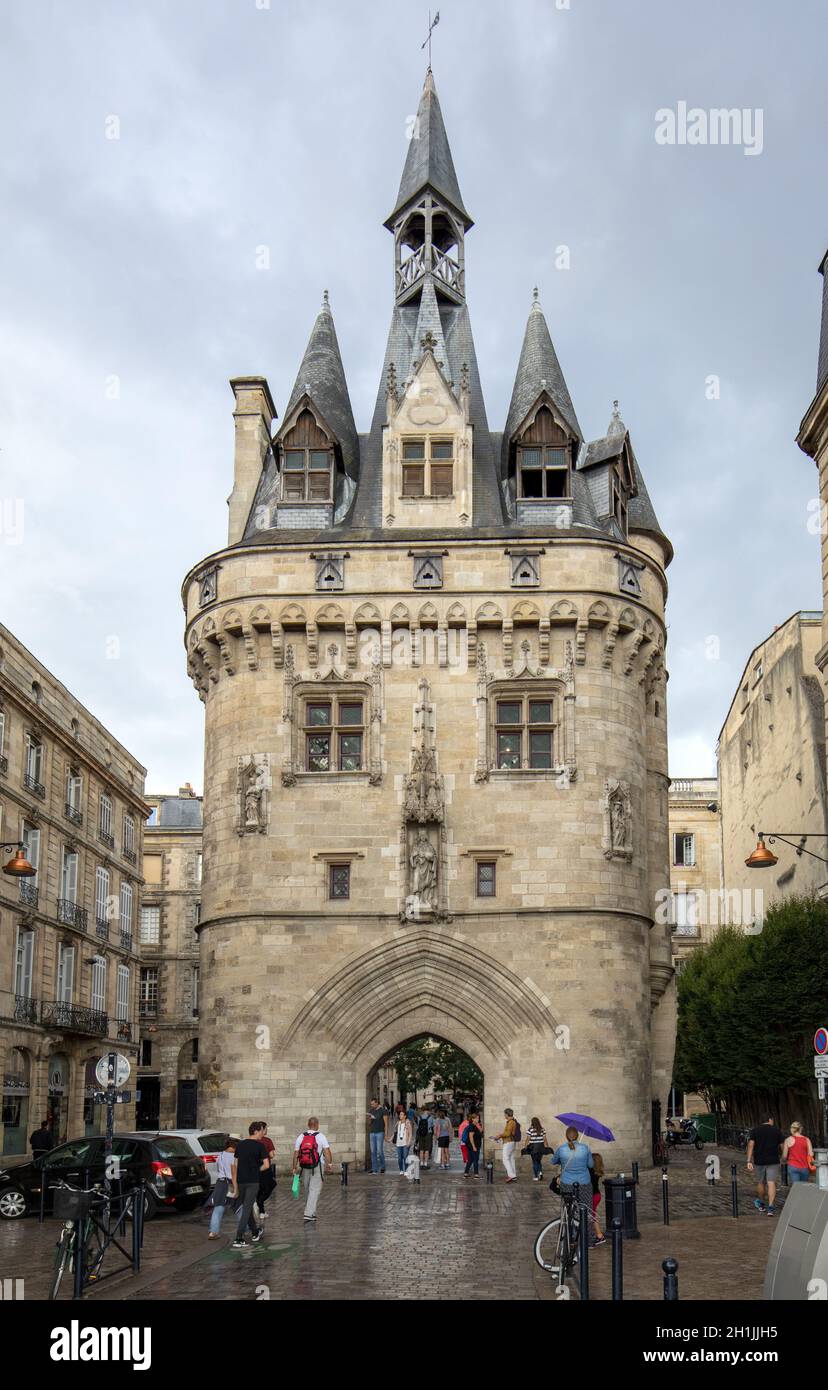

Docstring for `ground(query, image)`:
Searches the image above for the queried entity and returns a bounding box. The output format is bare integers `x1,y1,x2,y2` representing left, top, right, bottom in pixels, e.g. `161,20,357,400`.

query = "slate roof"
501,298,583,482
384,69,472,231
279,293,359,484
154,796,203,829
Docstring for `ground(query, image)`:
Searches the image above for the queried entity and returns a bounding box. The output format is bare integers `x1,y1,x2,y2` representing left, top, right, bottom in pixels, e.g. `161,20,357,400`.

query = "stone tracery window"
494,693,557,769
401,437,454,497
304,696,365,772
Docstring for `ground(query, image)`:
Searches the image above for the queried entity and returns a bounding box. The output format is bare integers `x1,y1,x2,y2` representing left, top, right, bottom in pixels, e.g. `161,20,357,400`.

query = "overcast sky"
2,0,827,794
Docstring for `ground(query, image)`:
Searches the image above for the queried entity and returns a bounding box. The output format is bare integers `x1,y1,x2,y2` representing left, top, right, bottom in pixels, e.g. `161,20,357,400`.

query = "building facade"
718,612,827,914
0,624,146,1155
137,787,202,1131
667,776,722,968
799,247,828,771
183,72,675,1167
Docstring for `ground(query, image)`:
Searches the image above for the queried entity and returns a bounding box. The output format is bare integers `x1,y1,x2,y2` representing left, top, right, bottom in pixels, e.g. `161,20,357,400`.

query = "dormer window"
514,406,572,501
279,408,334,503
402,438,453,498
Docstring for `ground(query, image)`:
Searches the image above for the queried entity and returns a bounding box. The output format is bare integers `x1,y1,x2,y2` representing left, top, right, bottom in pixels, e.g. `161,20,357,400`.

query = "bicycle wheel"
563,1207,580,1276
49,1228,73,1301
533,1217,563,1274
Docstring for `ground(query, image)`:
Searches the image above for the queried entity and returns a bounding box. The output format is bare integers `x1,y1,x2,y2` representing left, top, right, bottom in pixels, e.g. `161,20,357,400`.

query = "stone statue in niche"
410,829,438,909
602,777,633,862
238,753,270,835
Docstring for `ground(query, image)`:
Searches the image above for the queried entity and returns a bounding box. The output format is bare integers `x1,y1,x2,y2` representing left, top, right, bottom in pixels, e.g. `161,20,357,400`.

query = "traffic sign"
814,1055,828,1077
815,1027,828,1056
95,1052,130,1089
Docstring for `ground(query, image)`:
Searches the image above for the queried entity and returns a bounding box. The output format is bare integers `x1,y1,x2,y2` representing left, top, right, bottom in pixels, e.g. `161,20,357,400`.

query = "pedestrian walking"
30,1120,53,1158
255,1121,276,1222
590,1151,606,1241
231,1121,270,1248
782,1121,814,1184
292,1117,333,1222
746,1114,785,1216
208,1137,238,1239
393,1108,414,1173
525,1116,547,1181
551,1126,598,1244
494,1108,521,1182
416,1106,434,1169
464,1113,482,1177
434,1109,452,1169
458,1113,470,1167
367,1097,389,1174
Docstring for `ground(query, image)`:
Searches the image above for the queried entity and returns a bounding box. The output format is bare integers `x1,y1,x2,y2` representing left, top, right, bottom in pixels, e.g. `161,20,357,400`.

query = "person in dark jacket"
30,1121,52,1157
464,1113,482,1177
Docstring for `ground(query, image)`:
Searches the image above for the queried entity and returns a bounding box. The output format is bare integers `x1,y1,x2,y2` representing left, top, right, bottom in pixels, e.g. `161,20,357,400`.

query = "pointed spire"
413,275,448,372
503,292,581,444
281,293,359,483
385,69,472,230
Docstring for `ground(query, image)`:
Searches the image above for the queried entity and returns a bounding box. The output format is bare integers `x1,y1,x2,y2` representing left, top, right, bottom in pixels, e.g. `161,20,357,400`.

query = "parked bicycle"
534,1184,591,1288
49,1179,108,1300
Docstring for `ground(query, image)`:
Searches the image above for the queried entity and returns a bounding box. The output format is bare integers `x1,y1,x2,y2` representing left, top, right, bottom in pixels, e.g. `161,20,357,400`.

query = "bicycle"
533,1187,586,1286
48,1180,108,1300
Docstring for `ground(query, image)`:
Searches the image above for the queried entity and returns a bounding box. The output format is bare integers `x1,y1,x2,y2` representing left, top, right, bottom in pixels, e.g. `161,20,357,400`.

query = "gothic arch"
282,928,557,1062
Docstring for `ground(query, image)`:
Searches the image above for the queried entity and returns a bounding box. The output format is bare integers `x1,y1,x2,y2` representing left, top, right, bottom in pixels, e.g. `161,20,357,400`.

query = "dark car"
0,1132,210,1220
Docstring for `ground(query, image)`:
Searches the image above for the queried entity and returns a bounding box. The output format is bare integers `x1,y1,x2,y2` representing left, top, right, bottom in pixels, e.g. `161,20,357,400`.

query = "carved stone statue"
238,753,270,834
410,829,438,909
602,777,632,861
611,796,626,850
243,761,263,829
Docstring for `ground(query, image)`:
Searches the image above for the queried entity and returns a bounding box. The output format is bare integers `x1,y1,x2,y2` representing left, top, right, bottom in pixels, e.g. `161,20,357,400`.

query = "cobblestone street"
0,1144,782,1302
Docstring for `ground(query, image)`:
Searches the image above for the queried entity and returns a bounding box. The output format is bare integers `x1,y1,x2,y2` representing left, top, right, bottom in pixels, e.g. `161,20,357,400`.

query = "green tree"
385,1037,483,1103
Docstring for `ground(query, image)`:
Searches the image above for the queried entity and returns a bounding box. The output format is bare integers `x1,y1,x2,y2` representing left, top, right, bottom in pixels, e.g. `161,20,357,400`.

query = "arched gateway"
184,70,675,1170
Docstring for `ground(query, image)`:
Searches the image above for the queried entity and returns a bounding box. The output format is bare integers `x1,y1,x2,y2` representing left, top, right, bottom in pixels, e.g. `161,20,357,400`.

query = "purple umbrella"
555,1113,615,1143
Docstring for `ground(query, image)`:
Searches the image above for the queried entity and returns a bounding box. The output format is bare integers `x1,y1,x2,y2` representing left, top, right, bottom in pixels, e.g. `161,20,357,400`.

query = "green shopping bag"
292,1172,301,1198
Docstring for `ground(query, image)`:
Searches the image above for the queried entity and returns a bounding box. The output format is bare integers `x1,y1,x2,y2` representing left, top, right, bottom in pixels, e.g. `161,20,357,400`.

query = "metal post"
575,1185,589,1302
486,1160,494,1184
730,1162,739,1217
39,1166,47,1224
340,1161,349,1187
611,1217,623,1300
132,1184,142,1271
780,1161,788,1188
73,1215,85,1300
631,1160,639,1183
661,1166,670,1225
662,1256,679,1300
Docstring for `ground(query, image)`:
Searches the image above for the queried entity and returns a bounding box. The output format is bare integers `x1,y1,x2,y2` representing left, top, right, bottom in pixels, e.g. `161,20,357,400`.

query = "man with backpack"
495,1108,521,1183
292,1116,333,1222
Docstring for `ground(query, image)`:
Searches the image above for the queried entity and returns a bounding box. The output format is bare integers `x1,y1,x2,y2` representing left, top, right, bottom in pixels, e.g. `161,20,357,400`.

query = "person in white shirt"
208,1137,238,1239
292,1118,333,1222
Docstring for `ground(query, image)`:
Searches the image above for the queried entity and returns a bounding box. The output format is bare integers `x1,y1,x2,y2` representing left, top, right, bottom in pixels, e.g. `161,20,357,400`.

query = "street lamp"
745,832,828,870
1,843,36,877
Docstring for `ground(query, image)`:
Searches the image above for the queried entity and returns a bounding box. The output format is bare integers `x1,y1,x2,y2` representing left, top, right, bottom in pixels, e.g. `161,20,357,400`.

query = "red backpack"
298,1132,320,1169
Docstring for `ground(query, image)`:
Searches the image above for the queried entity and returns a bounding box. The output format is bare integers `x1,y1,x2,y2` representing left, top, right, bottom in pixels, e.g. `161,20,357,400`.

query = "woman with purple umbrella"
551,1113,615,1248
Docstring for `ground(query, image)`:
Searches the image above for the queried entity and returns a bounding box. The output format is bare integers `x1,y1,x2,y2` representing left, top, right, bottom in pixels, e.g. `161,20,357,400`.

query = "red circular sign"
815,1028,828,1055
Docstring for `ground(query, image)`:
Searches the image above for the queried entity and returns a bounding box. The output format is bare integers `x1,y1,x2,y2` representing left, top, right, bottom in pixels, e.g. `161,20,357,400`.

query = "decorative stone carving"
602,777,633,861
412,554,443,590
618,556,644,596
237,753,270,835
198,566,218,607
475,640,577,783
312,552,347,592
509,552,541,587
401,677,447,921
280,646,383,786
410,828,438,909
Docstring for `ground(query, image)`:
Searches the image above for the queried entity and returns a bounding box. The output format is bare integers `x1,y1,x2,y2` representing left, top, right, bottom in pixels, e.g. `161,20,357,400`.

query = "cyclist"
550,1126,598,1246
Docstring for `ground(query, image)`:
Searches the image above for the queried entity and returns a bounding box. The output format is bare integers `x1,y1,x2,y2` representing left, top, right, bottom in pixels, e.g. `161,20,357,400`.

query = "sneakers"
594,1235,607,1246
251,1227,265,1243
231,1239,246,1249
207,1232,219,1241
533,1176,541,1182
303,1214,316,1222
505,1177,516,1183
767,1206,776,1217
753,1198,766,1212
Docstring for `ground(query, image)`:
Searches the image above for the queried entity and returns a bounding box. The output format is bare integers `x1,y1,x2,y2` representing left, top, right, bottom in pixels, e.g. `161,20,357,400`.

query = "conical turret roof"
384,69,472,230
503,294,582,446
281,292,359,483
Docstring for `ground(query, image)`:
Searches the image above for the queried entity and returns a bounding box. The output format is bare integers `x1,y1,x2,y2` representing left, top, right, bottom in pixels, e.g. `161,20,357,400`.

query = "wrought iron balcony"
114,1019,132,1042
57,898,88,930
120,927,133,950
95,916,109,940
40,1000,108,1035
0,991,39,1025
64,802,83,825
23,773,46,798
19,880,38,908
122,847,136,865
98,829,115,850
0,753,7,775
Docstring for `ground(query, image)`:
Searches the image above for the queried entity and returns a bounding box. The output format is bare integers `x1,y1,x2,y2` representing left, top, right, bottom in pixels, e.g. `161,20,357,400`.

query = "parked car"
0,1132,210,1220
131,1129,233,1186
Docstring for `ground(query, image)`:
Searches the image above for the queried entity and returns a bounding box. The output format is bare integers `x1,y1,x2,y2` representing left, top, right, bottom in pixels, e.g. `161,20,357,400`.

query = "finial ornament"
421,10,440,69
322,289,329,308
533,286,539,302
420,330,437,352
531,286,542,313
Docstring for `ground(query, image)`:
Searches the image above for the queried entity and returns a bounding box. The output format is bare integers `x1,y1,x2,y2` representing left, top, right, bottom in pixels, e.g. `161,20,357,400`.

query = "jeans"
235,1182,261,1240
502,1141,517,1179
369,1130,386,1172
789,1166,811,1183
464,1148,480,1175
529,1145,544,1178
209,1178,233,1234
396,1144,410,1172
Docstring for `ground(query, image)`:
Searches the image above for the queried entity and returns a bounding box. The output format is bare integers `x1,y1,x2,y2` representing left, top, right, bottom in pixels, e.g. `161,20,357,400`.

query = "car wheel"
0,1188,28,1219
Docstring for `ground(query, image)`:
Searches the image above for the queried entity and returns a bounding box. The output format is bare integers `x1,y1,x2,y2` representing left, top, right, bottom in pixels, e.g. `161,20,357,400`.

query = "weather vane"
422,10,440,69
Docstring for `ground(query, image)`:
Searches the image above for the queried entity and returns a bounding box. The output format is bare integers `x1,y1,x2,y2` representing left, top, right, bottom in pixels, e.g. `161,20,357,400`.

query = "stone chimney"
178,782,196,798
227,377,277,545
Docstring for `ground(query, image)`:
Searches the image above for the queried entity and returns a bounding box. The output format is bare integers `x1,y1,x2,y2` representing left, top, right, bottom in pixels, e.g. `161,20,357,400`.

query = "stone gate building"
183,71,675,1168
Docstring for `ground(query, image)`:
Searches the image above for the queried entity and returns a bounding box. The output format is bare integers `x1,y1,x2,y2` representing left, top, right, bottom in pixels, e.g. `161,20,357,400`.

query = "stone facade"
718,612,827,915
137,788,202,1130
182,72,675,1169
667,777,722,968
798,248,828,810
0,623,146,1155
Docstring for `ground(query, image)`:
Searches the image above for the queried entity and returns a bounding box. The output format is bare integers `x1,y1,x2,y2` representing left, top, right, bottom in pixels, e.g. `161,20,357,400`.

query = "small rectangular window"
284,451,305,469
476,861,496,898
402,465,425,497
430,441,453,459
339,734,363,771
672,833,696,867
338,702,363,726
307,734,331,772
430,465,453,496
403,440,425,459
528,700,553,724
496,701,522,725
529,731,553,769
329,863,350,899
306,702,332,726
496,732,521,768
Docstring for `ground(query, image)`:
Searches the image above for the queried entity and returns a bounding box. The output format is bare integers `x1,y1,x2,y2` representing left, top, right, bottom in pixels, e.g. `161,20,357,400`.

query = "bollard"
730,1162,739,1218
73,1215,85,1300
631,1160,639,1184
575,1185,589,1302
341,1161,349,1187
611,1217,623,1300
662,1256,679,1301
661,1166,670,1226
39,1168,47,1225
486,1160,494,1185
